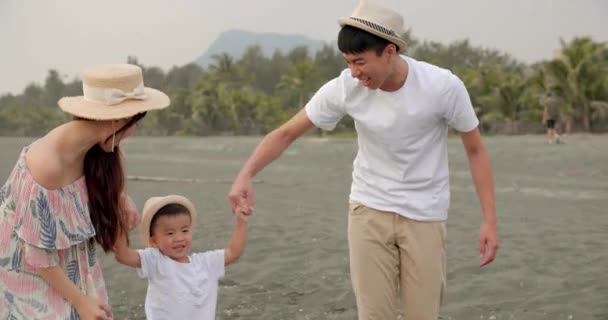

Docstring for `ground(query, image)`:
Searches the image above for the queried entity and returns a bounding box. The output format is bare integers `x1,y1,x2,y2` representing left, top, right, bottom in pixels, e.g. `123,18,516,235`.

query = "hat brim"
58,87,170,120
338,17,407,53
139,195,197,247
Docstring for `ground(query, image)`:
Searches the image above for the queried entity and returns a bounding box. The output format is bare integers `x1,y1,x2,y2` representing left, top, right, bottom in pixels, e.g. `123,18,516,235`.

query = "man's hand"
228,175,255,217
479,222,499,267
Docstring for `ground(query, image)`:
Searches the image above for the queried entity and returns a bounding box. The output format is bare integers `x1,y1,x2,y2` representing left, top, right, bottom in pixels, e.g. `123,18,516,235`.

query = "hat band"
83,82,148,106
348,17,398,37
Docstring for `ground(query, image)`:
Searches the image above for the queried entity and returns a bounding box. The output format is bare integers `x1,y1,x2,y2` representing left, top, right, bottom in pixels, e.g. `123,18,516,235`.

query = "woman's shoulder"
25,140,66,190
7,141,94,250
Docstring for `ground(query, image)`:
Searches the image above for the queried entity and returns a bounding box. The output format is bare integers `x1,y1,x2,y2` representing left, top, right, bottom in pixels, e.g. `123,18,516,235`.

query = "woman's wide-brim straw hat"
58,64,170,120
139,195,197,247
337,0,407,53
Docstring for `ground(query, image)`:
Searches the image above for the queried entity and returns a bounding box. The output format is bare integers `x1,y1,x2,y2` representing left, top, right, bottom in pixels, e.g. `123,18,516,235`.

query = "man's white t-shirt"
137,248,225,320
305,56,479,221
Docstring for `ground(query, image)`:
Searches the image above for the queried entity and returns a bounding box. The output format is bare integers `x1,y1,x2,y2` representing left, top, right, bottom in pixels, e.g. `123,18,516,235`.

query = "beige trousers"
348,203,447,320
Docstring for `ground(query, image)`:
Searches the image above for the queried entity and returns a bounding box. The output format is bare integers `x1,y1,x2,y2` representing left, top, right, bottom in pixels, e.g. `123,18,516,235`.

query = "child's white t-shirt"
136,248,225,320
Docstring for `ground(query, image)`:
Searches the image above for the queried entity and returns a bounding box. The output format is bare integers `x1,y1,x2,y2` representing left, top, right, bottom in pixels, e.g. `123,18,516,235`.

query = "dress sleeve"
12,174,95,269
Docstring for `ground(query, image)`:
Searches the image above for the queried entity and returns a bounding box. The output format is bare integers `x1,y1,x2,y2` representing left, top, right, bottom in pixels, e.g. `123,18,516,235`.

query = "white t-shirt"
137,248,225,320
305,56,479,221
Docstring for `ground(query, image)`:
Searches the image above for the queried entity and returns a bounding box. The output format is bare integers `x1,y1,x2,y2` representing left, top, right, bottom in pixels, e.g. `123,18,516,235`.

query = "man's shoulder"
406,56,460,94
334,68,360,88
409,56,457,78
317,68,366,101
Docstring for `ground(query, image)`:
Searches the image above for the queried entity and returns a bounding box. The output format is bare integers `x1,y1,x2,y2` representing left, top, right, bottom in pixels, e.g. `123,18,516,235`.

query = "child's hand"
75,295,112,320
233,196,251,223
235,209,249,223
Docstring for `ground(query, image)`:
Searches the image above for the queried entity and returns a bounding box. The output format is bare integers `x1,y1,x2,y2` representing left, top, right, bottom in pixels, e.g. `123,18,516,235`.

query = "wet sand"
1,134,606,319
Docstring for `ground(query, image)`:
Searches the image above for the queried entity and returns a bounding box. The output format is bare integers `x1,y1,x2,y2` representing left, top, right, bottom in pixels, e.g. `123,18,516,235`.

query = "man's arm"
460,128,499,267
228,109,316,213
238,109,315,178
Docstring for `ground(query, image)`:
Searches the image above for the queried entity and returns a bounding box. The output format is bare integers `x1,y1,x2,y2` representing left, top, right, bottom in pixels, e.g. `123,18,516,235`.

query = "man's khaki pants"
348,203,447,320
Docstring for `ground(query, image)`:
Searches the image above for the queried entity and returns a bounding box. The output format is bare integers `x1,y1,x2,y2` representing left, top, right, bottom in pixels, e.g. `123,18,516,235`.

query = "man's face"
342,46,393,90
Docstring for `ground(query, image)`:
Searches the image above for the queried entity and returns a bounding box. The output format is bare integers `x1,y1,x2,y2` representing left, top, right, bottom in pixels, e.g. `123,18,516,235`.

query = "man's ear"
384,43,398,60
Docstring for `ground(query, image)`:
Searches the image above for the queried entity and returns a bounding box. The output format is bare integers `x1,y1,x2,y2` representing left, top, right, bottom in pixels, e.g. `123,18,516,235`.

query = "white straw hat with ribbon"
58,64,170,120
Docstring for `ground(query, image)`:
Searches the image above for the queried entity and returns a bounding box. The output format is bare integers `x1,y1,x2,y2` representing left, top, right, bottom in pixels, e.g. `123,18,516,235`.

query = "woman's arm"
120,193,140,231
37,266,112,319
37,266,86,309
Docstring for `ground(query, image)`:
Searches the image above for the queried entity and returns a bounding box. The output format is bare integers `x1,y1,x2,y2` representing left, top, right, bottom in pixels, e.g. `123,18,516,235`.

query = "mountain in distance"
195,29,331,66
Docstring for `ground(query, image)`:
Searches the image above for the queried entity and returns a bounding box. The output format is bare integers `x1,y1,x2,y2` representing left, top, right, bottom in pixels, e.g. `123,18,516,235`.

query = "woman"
0,64,170,319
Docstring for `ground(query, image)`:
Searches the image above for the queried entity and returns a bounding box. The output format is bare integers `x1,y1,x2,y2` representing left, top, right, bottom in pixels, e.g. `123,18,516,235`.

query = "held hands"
121,193,140,231
234,209,250,223
479,221,499,267
228,175,255,218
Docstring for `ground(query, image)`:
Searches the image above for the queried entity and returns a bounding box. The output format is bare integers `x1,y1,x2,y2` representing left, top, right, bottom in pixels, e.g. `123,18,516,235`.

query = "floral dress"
0,146,108,319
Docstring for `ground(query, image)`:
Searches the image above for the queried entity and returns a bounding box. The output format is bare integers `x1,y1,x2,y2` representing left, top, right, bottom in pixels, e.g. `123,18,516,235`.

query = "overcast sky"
1,0,606,95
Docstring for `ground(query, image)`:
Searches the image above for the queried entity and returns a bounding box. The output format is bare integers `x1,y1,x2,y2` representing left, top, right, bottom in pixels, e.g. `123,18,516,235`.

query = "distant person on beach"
0,64,169,320
113,195,249,320
541,90,564,144
228,1,499,319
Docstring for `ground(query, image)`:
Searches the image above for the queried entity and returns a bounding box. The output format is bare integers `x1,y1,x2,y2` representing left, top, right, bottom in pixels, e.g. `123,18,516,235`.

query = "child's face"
149,213,192,263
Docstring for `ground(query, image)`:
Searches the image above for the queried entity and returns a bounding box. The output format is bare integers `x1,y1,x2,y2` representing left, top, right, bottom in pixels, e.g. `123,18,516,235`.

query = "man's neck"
380,56,409,92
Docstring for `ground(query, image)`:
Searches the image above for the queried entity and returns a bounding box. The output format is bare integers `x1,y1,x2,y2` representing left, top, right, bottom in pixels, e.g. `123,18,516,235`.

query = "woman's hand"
121,193,140,231
75,295,112,320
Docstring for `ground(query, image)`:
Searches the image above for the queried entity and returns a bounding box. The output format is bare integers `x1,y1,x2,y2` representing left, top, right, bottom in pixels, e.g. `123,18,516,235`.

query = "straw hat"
139,195,197,247
58,64,170,120
338,0,407,53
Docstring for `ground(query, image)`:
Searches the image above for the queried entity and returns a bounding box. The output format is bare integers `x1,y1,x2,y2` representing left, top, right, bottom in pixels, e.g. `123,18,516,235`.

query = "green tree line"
1,34,606,136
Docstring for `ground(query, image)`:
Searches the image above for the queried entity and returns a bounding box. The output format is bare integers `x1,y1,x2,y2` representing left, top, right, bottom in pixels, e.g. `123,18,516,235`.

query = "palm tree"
209,53,241,83
542,37,608,131
276,60,321,135
276,60,318,109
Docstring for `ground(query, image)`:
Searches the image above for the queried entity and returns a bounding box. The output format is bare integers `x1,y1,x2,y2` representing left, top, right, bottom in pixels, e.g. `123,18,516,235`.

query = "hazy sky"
1,0,606,95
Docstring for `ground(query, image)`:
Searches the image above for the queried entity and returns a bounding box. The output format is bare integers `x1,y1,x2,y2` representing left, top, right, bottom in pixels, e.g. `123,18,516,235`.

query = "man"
228,1,499,319
541,90,564,144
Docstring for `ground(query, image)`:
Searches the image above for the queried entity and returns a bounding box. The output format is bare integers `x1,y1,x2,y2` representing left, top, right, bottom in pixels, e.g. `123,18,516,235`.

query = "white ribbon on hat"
83,82,148,106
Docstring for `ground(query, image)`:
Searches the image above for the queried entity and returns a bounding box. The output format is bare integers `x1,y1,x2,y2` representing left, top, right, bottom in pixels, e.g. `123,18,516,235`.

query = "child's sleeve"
194,250,225,280
136,248,160,279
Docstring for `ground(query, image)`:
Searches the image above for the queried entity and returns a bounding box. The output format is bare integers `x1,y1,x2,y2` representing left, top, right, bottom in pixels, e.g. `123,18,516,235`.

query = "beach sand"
1,134,606,319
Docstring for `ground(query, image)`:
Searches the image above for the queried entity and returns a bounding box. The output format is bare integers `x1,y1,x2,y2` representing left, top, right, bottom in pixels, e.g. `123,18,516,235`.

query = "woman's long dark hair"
84,112,146,252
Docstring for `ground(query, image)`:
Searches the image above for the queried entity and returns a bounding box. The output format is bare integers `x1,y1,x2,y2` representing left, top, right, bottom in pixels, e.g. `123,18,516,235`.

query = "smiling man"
228,1,499,319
